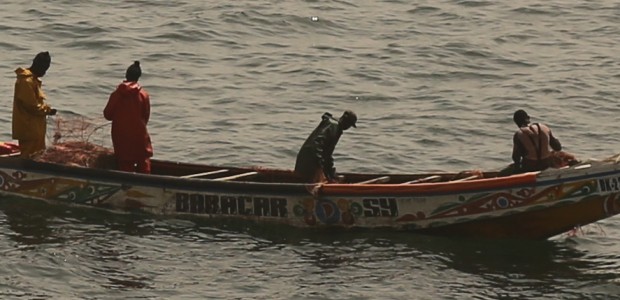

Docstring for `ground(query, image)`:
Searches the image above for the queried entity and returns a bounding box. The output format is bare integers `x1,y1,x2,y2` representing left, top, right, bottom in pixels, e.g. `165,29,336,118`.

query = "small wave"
408,6,440,15
311,45,351,53
511,6,563,16
493,33,537,44
24,8,64,18
46,23,109,39
0,41,28,51
149,27,215,42
61,39,124,50
455,0,494,8
493,57,537,68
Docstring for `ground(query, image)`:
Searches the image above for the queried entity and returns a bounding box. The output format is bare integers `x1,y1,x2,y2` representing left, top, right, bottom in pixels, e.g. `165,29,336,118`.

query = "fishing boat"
0,142,619,240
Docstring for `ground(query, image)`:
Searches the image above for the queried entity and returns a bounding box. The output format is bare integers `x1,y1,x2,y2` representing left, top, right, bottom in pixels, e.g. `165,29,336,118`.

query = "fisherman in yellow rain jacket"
12,51,57,158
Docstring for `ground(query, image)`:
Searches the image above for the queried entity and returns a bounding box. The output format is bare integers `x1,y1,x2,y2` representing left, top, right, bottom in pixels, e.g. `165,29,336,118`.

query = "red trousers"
117,158,151,174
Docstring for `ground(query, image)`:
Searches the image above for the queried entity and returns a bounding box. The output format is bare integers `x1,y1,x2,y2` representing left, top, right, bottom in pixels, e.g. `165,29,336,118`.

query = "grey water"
0,0,619,299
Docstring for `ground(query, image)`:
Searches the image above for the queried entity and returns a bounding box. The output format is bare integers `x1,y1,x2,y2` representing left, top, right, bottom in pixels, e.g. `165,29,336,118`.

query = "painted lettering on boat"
362,198,398,217
599,177,620,193
175,193,288,217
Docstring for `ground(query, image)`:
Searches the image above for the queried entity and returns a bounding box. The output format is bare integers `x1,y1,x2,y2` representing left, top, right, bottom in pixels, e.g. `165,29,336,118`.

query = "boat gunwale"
322,162,620,196
2,156,619,198
0,157,311,195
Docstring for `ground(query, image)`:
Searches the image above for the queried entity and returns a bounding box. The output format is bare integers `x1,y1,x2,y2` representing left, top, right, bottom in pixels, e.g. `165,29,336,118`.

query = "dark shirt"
295,113,343,182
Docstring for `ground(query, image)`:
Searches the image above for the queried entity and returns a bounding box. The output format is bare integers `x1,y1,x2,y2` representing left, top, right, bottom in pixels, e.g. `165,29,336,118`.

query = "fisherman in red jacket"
104,61,153,173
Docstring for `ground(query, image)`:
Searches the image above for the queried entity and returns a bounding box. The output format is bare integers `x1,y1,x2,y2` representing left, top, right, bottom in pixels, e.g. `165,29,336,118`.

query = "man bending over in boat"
510,109,576,173
295,110,357,183
12,51,58,158
104,61,153,174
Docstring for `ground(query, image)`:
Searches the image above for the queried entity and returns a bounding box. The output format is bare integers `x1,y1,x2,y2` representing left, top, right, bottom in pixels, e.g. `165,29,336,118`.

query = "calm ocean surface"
1,0,619,299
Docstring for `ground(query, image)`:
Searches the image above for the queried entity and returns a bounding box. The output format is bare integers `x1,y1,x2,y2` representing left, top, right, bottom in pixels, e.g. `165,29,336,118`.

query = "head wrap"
126,61,142,81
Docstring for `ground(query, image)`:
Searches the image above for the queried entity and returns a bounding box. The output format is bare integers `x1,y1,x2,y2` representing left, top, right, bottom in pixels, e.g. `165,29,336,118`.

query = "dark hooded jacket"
295,112,343,181
104,81,153,161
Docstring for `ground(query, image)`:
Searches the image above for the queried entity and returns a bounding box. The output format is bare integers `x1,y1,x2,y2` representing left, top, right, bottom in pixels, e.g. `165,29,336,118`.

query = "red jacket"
104,81,153,161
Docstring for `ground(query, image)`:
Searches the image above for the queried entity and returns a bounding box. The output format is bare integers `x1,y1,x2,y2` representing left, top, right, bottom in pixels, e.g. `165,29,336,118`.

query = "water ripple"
1,0,620,298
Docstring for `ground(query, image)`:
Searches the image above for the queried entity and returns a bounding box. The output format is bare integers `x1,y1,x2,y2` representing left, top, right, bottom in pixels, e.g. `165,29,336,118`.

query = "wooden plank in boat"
451,174,480,182
213,171,259,181
401,175,441,185
574,164,591,170
181,169,229,179
354,176,391,184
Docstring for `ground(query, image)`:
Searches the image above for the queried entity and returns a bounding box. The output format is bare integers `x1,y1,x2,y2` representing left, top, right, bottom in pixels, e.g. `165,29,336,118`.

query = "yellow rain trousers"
12,67,52,158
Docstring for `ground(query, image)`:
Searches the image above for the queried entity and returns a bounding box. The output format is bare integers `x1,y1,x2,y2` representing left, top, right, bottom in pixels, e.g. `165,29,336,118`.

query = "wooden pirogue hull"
1,154,620,240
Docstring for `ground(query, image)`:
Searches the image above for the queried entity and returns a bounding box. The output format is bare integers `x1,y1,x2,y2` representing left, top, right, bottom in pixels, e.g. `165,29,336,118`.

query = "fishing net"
32,115,116,169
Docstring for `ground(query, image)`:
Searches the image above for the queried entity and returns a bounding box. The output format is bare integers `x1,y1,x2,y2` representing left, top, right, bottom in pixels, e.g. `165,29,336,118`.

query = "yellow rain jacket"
12,67,53,141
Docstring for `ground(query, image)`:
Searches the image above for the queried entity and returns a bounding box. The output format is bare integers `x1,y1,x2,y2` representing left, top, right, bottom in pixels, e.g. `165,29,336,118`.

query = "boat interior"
2,142,604,185
151,159,502,185
0,148,503,185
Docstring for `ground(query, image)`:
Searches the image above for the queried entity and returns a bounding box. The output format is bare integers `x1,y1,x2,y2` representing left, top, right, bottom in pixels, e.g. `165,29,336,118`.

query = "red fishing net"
32,115,116,169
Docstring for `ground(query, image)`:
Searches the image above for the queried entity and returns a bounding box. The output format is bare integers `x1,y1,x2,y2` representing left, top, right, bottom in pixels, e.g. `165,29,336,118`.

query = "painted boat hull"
1,155,620,240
